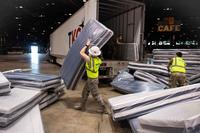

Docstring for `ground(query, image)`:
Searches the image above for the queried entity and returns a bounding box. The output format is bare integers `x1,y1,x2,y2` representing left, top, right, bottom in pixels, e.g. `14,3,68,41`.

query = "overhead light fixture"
69,13,72,16
57,22,61,24
39,14,45,18
19,6,23,9
18,24,21,26
163,8,172,11
42,30,45,33
51,27,54,30
15,17,19,20
51,3,55,5
46,3,49,6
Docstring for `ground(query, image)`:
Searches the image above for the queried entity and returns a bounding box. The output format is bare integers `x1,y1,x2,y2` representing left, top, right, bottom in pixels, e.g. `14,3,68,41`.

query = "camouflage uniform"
76,45,106,113
80,78,105,110
168,55,187,88
169,73,187,88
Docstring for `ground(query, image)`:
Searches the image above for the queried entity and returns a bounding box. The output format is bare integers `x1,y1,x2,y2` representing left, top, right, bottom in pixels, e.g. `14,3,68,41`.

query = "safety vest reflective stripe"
170,57,186,73
86,57,96,73
85,56,102,78
86,67,97,73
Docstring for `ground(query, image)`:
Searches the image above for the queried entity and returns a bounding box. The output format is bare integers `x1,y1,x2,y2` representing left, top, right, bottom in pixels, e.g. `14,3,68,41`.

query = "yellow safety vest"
85,56,102,78
170,57,186,73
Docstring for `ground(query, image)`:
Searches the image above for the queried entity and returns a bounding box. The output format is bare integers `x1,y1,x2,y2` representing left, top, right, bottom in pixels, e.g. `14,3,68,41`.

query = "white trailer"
49,0,145,78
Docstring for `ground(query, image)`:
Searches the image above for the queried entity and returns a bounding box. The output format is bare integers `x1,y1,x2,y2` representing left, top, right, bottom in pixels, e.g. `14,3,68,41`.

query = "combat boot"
74,102,86,111
97,105,109,114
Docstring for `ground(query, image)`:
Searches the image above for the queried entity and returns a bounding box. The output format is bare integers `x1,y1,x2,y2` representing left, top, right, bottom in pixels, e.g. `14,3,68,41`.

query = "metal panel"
108,83,200,121
0,72,10,95
0,88,46,128
127,10,135,42
123,12,128,41
129,100,200,133
60,19,113,90
0,105,44,133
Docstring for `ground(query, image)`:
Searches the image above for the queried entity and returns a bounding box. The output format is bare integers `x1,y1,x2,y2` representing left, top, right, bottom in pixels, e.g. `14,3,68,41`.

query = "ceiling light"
18,24,21,26
39,14,45,18
69,13,72,16
51,3,55,5
51,27,54,30
15,17,19,20
27,33,31,35
46,3,49,6
43,30,45,32
57,22,61,24
19,6,23,9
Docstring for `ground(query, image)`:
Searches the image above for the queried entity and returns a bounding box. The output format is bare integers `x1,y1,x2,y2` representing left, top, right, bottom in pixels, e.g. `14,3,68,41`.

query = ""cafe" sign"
157,17,181,32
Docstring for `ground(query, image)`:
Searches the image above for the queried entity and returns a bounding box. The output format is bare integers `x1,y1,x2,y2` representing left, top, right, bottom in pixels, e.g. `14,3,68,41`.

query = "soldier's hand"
86,39,91,47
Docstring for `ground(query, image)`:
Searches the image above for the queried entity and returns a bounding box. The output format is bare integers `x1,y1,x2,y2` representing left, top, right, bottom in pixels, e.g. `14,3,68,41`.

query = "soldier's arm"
80,40,90,62
167,58,173,71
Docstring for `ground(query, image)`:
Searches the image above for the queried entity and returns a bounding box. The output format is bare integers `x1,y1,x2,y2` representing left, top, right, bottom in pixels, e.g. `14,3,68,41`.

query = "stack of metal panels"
0,105,44,133
4,72,61,90
0,72,11,95
108,83,200,121
128,62,169,76
153,49,200,78
134,70,169,86
111,71,166,94
189,73,200,84
0,88,46,128
39,83,65,109
3,71,65,109
128,62,169,87
129,99,200,133
60,19,113,90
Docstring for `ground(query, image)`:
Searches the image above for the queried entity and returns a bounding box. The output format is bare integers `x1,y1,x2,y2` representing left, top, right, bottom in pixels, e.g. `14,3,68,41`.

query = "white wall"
50,0,97,59
104,5,145,61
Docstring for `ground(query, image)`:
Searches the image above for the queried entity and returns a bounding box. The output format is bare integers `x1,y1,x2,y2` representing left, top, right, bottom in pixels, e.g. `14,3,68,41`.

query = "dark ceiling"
0,0,200,48
0,0,84,46
145,0,200,47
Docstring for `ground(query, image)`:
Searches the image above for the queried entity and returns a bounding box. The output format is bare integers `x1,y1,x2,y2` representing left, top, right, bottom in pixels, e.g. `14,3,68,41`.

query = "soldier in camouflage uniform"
74,39,106,113
167,52,187,88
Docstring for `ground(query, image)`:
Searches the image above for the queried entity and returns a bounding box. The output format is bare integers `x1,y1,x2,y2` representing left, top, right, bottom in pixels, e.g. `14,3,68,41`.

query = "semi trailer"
49,0,145,79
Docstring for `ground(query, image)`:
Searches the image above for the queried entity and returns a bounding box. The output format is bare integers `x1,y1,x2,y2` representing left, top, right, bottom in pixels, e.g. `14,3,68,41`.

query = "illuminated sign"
157,17,181,32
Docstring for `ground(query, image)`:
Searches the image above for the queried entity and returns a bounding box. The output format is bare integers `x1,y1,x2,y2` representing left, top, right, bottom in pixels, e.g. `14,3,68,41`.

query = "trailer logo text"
68,21,84,47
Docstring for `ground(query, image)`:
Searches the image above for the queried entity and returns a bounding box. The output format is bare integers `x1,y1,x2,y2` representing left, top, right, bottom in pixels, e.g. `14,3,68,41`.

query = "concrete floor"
0,54,131,133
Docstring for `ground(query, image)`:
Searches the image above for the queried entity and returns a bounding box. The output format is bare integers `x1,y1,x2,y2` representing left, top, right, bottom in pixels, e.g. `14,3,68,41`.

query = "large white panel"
50,0,97,64
0,105,44,133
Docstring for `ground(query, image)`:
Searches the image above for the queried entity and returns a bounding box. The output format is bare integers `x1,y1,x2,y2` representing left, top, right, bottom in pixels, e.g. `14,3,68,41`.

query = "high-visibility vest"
170,57,186,73
85,56,102,78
